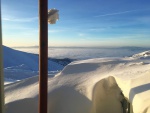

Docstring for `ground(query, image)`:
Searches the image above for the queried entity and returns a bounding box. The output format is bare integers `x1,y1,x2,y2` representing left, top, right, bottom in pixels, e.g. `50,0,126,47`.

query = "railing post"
39,0,48,113
0,0,5,113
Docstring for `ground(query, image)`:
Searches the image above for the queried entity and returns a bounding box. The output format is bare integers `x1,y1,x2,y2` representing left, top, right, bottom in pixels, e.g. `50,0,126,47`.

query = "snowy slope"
132,50,150,59
3,46,64,81
4,50,150,113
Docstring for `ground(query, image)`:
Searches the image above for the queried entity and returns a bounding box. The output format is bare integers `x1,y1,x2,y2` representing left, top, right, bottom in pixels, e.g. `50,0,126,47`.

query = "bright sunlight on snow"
4,46,150,113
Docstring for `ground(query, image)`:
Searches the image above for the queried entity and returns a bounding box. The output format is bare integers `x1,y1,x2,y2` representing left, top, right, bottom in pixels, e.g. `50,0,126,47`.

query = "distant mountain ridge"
3,46,64,71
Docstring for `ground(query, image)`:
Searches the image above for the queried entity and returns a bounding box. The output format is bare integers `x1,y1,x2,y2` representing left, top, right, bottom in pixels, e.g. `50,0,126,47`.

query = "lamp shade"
48,9,59,24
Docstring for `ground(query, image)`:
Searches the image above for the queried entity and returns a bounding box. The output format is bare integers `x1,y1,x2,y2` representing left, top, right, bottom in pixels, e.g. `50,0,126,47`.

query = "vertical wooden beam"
39,0,48,113
0,0,5,113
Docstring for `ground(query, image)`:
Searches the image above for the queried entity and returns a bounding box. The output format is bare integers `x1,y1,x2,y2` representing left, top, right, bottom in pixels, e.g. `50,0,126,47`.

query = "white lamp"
48,8,59,24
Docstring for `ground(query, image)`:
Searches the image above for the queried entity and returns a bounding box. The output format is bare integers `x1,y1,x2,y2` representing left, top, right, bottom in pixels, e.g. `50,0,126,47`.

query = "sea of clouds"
13,47,150,60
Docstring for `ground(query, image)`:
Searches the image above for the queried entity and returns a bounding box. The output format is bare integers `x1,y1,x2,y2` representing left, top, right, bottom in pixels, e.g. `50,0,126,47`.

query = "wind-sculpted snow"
91,76,124,113
132,50,150,58
4,50,150,113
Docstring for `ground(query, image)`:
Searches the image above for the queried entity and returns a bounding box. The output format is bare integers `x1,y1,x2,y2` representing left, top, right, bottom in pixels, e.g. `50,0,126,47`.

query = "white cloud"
2,17,38,22
89,28,107,32
95,9,139,17
78,33,87,37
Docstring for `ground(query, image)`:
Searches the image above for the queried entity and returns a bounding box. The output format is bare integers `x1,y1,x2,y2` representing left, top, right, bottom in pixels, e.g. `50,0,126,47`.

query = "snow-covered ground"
4,47,150,113
3,46,64,83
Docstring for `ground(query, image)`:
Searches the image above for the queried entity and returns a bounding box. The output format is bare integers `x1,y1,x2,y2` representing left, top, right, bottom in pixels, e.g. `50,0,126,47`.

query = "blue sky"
2,0,150,47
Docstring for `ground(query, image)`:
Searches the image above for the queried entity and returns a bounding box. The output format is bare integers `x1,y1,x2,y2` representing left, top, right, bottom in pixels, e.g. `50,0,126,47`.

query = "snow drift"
4,50,150,113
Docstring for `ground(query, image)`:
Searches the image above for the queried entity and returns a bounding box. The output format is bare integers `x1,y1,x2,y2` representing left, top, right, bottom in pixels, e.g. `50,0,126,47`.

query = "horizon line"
5,45,150,48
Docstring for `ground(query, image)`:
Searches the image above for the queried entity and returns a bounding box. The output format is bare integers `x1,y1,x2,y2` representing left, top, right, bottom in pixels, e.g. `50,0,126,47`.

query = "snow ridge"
132,50,150,58
4,47,150,113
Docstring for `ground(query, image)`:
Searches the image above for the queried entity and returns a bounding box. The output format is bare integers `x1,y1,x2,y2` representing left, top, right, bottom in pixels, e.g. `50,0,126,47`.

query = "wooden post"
0,0,5,113
39,0,48,113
